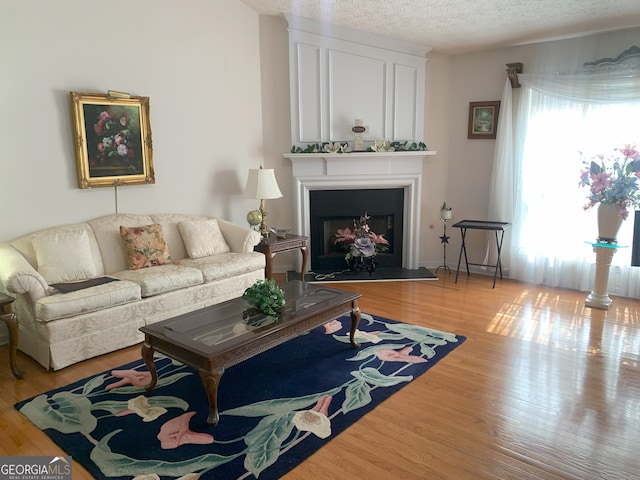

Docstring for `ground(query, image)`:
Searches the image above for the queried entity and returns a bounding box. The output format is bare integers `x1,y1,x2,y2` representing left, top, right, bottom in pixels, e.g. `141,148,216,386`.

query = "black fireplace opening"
309,188,404,271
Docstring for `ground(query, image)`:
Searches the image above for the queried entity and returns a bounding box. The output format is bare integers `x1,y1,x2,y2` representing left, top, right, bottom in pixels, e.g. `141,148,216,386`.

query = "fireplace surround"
284,151,436,271
310,188,404,271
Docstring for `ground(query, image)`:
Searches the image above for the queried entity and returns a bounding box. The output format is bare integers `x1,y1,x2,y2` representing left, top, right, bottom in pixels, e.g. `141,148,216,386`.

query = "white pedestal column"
585,245,617,310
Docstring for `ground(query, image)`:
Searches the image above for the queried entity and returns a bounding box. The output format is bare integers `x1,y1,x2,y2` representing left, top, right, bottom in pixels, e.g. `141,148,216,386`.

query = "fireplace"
285,151,435,271
310,188,404,271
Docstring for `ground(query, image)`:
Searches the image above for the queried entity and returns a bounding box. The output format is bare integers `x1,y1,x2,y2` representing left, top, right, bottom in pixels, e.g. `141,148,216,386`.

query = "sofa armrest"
217,219,261,253
0,243,49,301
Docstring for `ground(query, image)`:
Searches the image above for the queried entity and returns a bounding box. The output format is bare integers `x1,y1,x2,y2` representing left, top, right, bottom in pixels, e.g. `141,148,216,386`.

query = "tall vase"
597,203,623,243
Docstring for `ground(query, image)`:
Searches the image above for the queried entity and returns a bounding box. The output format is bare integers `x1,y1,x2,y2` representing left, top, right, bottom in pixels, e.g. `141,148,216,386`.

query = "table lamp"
243,166,282,239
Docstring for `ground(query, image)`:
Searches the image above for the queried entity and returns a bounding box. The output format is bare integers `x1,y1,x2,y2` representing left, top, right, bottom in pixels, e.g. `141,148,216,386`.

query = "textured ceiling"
239,0,640,54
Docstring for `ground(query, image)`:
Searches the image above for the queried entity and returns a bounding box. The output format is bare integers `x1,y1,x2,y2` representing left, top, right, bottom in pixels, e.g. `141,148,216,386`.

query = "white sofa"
0,213,265,370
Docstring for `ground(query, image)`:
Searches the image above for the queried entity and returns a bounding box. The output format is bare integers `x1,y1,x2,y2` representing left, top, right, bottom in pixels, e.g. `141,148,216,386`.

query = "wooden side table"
0,293,24,379
254,234,309,281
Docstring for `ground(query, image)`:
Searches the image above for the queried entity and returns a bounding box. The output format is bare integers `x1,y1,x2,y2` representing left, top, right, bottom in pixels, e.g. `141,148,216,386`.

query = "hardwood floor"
1,272,639,479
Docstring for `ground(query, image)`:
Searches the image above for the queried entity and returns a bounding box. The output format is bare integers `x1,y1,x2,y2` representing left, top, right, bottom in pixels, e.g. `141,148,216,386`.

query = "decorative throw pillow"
33,229,98,284
178,220,231,259
119,224,172,270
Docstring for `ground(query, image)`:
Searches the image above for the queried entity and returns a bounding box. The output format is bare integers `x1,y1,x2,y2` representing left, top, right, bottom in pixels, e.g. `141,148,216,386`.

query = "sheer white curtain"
489,67,640,298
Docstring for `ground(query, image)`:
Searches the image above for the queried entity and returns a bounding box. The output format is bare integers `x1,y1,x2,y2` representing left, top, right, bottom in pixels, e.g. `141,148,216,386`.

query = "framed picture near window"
467,101,500,139
70,91,154,188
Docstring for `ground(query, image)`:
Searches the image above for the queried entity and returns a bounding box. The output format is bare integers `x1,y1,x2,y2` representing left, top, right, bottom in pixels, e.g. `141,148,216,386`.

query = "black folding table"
453,220,511,288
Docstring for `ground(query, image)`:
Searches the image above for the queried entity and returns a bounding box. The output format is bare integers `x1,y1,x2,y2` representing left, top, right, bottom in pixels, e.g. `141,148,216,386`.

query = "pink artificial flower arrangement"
333,213,390,263
579,144,640,219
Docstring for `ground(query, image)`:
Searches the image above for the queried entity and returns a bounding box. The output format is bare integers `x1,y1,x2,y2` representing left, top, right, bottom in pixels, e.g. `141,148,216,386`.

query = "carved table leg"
349,305,361,349
0,312,23,379
141,342,158,390
265,253,275,280
300,245,308,281
199,366,225,426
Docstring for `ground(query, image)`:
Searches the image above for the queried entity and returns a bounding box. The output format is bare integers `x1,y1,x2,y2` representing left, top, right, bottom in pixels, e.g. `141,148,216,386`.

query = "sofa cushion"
33,228,99,284
35,280,141,322
112,264,203,297
150,214,208,261
180,252,265,282
120,224,172,270
11,223,105,274
88,214,155,274
178,219,231,258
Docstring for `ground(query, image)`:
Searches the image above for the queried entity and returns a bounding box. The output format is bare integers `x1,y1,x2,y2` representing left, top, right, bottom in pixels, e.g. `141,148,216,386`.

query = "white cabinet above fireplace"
286,15,431,151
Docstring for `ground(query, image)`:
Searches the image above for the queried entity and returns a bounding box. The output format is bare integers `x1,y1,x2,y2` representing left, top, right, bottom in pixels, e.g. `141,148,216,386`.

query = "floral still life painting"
579,143,640,219
70,92,154,189
15,313,465,480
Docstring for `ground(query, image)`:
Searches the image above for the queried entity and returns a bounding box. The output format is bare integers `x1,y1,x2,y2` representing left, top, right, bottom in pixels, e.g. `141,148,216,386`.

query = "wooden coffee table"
140,280,361,426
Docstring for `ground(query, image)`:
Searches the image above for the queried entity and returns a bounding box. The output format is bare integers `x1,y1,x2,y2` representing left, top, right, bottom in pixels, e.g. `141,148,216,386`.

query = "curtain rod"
584,45,640,68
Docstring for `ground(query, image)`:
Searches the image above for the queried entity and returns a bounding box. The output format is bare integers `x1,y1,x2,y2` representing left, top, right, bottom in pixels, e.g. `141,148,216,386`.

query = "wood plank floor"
1,272,639,479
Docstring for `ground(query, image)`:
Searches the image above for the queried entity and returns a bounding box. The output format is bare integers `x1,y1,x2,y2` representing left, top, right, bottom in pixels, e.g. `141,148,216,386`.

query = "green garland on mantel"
290,141,429,154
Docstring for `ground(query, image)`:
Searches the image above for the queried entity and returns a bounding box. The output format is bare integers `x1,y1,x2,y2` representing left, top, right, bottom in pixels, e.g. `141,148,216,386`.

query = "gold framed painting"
70,91,154,188
467,101,500,139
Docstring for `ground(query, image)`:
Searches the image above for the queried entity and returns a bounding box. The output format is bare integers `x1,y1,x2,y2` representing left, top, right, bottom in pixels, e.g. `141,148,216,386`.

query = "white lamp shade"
243,168,283,200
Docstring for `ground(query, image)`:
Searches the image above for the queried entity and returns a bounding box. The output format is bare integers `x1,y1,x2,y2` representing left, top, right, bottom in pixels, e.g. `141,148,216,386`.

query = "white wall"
256,15,298,268
421,52,453,267
0,0,264,242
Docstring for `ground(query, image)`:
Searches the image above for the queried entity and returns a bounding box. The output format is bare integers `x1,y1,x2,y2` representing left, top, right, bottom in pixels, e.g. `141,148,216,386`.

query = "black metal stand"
349,255,376,275
453,220,511,288
435,217,450,274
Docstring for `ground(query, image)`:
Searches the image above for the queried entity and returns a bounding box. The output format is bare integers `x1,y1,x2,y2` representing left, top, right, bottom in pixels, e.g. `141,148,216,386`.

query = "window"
491,69,640,296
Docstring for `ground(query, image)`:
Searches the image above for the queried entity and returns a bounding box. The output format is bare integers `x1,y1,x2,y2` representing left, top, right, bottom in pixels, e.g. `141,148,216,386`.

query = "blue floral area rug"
15,313,465,480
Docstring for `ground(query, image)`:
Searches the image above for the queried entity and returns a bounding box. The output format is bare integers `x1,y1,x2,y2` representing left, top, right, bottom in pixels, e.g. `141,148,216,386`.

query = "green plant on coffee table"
242,279,286,318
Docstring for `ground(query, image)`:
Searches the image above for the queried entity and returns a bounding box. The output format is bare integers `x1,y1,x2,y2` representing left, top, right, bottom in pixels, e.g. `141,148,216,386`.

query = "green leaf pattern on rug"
343,381,372,414
243,413,296,477
351,367,413,387
222,388,341,418
19,392,98,434
82,373,107,395
385,322,459,344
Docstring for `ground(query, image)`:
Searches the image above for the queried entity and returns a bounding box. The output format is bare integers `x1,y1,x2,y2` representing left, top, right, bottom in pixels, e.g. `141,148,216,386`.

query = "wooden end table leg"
0,312,23,379
300,245,308,281
141,342,158,390
199,366,224,426
349,305,361,349
265,253,275,280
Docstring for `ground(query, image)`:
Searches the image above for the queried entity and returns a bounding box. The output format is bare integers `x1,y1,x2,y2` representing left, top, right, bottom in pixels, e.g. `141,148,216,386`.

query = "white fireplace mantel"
284,151,436,270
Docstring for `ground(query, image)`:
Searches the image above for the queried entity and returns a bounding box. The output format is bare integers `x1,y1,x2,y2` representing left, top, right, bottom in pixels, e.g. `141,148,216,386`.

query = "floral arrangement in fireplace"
333,213,390,273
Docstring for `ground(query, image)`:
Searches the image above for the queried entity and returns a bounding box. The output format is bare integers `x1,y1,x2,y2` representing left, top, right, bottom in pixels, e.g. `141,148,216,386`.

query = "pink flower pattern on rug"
157,412,214,449
376,346,428,363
